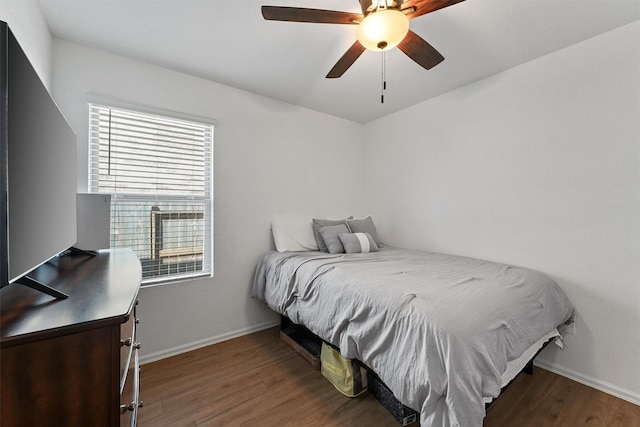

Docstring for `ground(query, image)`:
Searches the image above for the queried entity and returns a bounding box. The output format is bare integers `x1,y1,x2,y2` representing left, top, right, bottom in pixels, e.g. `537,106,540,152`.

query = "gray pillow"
312,216,352,252
339,232,379,254
345,216,381,246
318,224,350,254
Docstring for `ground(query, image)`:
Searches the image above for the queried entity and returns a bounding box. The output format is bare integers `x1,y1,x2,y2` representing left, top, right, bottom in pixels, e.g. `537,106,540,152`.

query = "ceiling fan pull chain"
381,50,387,104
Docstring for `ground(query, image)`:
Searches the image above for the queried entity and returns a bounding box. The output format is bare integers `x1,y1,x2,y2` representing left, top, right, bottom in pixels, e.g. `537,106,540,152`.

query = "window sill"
141,272,213,288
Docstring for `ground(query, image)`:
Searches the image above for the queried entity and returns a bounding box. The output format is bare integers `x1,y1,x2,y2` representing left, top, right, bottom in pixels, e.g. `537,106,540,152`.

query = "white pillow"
272,219,319,252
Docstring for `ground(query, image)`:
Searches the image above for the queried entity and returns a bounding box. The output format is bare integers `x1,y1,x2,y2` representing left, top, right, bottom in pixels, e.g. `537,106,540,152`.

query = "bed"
252,224,574,426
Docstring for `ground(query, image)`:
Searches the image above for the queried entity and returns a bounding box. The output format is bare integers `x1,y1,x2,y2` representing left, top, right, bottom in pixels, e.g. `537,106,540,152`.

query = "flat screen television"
1,21,78,299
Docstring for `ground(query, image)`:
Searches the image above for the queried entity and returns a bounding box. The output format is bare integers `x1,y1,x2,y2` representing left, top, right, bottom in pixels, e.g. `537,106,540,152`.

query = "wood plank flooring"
138,327,640,427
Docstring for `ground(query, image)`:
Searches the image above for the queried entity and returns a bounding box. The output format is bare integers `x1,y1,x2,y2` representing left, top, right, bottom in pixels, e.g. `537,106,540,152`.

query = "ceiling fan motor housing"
359,0,402,15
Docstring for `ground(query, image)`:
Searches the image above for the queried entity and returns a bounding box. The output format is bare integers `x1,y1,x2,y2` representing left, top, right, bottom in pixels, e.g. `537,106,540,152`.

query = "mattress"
252,247,574,426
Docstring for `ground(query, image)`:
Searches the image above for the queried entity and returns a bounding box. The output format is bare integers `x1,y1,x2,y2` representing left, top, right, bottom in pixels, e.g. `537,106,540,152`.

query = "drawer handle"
121,338,132,347
119,400,143,413
120,402,135,412
133,342,141,350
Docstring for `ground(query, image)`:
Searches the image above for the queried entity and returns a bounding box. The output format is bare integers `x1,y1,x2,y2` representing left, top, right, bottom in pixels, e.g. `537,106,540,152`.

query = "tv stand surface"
0,248,142,426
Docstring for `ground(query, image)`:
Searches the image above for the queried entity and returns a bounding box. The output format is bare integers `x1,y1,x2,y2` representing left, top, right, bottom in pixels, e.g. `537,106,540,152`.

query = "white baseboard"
534,360,640,406
139,319,280,365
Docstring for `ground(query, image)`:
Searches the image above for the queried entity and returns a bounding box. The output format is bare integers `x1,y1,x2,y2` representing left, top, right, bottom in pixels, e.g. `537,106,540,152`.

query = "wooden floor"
138,327,640,427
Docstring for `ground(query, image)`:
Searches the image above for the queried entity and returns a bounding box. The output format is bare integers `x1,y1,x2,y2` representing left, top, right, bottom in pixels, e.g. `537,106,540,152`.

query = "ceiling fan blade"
262,6,362,24
401,0,466,20
397,30,444,70
326,41,366,78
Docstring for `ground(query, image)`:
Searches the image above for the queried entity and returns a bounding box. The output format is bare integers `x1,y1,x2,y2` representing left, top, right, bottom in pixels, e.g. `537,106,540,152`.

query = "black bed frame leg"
524,360,534,375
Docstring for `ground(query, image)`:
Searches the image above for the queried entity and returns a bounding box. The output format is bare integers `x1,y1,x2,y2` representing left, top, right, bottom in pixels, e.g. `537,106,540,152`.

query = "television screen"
1,22,77,291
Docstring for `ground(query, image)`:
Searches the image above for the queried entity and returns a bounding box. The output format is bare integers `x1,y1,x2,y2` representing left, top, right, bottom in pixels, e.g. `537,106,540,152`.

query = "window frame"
87,101,214,286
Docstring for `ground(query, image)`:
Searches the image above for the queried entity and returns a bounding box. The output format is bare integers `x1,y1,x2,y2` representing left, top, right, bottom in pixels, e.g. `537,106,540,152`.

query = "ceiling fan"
261,0,466,78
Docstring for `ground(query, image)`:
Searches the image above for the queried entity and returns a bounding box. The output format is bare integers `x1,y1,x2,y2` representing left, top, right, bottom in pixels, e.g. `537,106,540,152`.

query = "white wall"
51,39,366,361
363,22,640,403
0,0,52,88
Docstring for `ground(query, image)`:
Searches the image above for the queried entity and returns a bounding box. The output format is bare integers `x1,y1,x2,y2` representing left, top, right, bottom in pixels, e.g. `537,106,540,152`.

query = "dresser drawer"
120,299,140,426
121,346,140,427
120,311,135,392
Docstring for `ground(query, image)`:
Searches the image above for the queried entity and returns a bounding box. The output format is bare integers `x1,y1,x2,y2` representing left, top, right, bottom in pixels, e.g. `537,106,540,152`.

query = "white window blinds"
88,104,213,284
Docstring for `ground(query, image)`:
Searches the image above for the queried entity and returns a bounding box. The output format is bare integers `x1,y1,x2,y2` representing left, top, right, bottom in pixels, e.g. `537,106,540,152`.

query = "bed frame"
486,336,553,409
279,315,553,425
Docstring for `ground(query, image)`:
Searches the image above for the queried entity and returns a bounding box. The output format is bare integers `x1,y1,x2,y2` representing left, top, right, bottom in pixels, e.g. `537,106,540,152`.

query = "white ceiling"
37,0,639,123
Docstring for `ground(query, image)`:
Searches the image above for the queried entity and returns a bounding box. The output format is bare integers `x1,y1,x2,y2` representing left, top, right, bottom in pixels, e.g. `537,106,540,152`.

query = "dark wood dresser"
0,248,142,426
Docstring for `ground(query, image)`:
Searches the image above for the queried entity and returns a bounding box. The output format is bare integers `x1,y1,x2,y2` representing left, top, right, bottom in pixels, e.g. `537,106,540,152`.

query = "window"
88,104,213,284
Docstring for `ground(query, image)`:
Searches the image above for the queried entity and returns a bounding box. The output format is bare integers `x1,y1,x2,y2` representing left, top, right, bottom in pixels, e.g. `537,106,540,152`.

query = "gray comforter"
252,247,574,426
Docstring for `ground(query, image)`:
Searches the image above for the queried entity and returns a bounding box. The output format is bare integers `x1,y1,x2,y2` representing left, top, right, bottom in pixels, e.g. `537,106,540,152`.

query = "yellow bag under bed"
320,342,368,397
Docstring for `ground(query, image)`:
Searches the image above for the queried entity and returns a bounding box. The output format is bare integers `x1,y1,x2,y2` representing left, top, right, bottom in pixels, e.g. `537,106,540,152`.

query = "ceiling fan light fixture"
356,9,410,51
